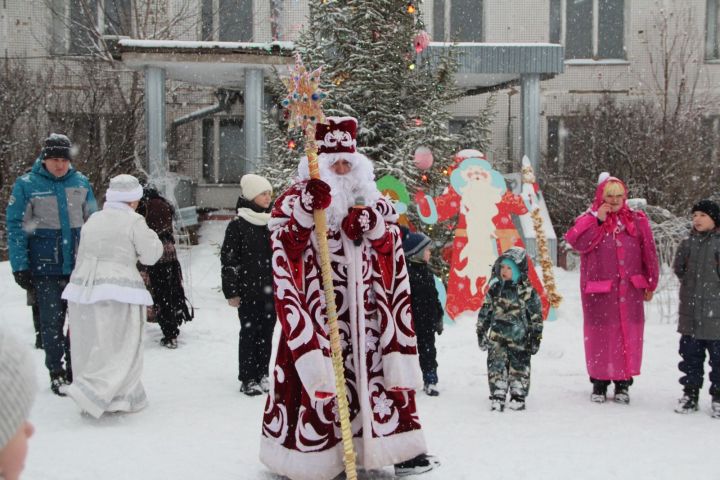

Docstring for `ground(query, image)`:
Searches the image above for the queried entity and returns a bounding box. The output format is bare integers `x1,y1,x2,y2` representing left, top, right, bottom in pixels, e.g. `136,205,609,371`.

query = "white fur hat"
240,174,272,201
106,174,143,203
0,328,37,450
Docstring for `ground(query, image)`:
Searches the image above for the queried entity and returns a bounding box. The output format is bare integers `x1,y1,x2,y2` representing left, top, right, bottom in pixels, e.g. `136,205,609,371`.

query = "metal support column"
521,73,540,172
145,67,167,182
244,69,264,172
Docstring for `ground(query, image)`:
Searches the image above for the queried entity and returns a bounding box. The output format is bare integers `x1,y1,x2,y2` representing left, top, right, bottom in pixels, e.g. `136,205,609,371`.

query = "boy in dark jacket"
221,174,277,396
402,230,444,396
477,247,543,412
672,199,720,417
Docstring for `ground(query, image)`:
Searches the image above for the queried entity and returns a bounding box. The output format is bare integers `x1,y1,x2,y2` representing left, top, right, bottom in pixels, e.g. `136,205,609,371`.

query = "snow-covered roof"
117,39,295,87
118,39,295,54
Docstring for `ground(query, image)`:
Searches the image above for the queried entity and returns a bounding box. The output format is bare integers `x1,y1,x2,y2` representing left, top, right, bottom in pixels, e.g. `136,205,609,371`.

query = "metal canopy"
422,42,565,91
118,39,295,87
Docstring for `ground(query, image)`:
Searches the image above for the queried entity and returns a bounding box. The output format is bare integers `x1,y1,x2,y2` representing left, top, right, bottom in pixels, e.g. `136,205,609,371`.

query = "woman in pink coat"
565,173,659,404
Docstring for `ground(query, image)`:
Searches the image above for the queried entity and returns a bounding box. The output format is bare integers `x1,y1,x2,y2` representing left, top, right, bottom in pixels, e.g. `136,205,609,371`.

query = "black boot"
613,379,632,405
675,388,699,414
590,378,609,403
50,370,68,397
394,454,440,477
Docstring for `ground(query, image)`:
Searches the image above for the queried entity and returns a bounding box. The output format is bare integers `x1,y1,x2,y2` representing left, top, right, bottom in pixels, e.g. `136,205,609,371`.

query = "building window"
545,116,589,174
706,0,720,60
50,0,131,55
202,117,246,184
702,115,720,162
200,0,253,41
549,0,625,60
433,0,483,42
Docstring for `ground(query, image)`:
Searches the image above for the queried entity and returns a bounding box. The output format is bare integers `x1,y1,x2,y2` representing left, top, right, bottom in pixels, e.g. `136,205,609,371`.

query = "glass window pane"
711,0,720,59
202,119,214,182
450,0,482,42
549,0,562,44
565,0,593,59
219,0,253,42
598,0,624,59
546,117,560,172
104,0,131,35
201,0,214,40
69,0,98,55
433,0,446,42
218,118,245,183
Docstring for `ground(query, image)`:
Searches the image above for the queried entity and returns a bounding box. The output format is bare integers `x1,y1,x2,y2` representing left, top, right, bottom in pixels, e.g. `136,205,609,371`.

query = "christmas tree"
261,0,493,275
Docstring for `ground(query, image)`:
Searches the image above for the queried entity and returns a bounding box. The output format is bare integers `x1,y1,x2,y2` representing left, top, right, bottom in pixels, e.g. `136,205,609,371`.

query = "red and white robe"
260,182,427,480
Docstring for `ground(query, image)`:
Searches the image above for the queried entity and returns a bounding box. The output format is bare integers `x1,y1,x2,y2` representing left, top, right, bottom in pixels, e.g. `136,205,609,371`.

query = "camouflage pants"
487,342,531,399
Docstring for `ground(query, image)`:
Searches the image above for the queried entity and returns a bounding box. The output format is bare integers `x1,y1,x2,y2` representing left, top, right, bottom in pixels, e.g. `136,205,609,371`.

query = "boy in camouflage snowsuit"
477,247,543,411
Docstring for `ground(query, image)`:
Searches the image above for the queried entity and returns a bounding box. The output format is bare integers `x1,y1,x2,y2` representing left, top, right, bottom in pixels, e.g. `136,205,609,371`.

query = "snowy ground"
2,220,718,480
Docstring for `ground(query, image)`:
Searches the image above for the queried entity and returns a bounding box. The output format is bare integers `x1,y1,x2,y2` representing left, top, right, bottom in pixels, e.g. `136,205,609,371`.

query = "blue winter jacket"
6,158,97,276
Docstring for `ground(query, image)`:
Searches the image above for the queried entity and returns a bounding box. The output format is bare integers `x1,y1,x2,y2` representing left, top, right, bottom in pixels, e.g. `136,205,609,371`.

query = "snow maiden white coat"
61,191,162,417
565,176,659,381
260,169,428,478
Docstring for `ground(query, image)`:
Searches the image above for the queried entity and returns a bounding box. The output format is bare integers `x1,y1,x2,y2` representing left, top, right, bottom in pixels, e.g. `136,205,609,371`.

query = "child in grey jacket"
672,199,720,417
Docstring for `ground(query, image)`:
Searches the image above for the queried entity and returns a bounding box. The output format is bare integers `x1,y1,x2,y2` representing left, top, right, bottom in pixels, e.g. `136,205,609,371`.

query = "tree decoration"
413,146,434,170
414,30,430,54
282,54,358,480
407,3,416,14
521,156,563,309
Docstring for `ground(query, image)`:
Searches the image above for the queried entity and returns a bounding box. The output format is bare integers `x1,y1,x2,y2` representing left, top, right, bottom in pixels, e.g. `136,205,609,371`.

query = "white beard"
454,179,503,295
323,170,381,231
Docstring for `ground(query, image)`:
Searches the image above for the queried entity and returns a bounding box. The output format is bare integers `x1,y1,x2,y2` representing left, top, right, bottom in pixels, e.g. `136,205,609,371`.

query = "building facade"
2,0,719,208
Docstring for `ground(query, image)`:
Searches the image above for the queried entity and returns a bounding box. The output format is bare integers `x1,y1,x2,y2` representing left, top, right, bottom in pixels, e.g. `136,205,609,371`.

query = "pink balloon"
414,146,434,170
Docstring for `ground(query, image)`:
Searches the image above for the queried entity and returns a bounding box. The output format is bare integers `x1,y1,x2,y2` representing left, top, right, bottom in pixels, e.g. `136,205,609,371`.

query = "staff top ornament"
281,54,328,131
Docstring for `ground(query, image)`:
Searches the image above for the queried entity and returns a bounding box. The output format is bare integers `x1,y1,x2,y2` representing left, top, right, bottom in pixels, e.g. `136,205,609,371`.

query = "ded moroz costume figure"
260,117,438,479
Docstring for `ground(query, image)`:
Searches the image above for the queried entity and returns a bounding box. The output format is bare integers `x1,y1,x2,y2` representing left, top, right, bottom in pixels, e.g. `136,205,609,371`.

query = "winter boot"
394,453,440,477
711,395,720,419
50,370,68,397
423,383,440,397
160,337,178,349
260,375,270,393
613,380,631,405
674,388,699,414
490,393,506,412
240,381,264,397
591,381,608,403
508,394,526,411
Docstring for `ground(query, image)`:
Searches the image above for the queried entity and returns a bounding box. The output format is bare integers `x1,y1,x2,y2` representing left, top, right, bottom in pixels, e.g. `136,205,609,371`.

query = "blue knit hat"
500,258,521,283
402,230,431,260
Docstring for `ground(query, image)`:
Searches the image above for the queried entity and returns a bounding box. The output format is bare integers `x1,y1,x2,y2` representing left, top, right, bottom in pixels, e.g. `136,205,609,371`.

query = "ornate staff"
521,156,563,309
281,55,358,480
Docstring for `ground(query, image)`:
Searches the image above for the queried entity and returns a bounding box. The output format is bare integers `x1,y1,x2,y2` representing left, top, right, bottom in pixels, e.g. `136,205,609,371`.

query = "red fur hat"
315,116,357,155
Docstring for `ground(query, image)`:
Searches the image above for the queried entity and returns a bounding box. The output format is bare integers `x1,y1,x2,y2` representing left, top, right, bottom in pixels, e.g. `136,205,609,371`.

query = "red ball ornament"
414,31,430,54
414,146,434,170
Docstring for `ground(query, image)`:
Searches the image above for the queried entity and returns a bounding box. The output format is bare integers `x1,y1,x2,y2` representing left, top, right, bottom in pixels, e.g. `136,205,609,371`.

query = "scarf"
237,208,270,226
588,177,637,237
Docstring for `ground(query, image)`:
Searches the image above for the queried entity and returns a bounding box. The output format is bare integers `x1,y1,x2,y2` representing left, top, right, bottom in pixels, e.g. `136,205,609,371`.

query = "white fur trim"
294,349,337,398
597,172,611,185
292,196,315,229
260,428,428,480
382,351,424,391
62,283,154,305
105,185,143,203
364,211,386,240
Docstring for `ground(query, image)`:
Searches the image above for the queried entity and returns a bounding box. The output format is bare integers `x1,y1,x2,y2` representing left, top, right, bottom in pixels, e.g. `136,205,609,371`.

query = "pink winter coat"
565,179,659,380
